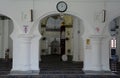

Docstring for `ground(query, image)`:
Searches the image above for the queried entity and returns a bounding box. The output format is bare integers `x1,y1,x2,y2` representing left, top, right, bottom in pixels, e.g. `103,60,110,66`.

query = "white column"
90,35,102,71
101,37,110,71
30,35,40,73
11,34,33,72
72,16,80,61
0,20,3,58
3,20,9,58
72,34,80,61
83,35,104,71
0,36,2,58
116,18,120,62
83,38,92,71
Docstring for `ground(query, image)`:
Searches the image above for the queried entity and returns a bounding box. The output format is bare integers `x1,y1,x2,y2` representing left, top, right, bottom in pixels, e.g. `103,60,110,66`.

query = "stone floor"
0,55,120,78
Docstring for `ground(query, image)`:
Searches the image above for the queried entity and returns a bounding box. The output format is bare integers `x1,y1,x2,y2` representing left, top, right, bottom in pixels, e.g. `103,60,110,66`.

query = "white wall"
0,0,120,71
0,0,111,37
0,0,119,34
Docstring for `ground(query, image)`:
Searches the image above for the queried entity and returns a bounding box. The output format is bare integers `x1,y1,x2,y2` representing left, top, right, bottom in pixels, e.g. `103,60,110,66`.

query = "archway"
0,14,14,71
109,16,120,72
38,13,84,71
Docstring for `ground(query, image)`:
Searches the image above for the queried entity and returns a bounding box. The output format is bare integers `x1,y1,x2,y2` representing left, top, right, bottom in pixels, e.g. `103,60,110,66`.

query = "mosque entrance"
39,14,84,72
39,14,74,62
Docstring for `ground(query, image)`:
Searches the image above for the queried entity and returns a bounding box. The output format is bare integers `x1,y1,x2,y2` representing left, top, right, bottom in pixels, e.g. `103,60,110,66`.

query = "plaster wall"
0,0,120,72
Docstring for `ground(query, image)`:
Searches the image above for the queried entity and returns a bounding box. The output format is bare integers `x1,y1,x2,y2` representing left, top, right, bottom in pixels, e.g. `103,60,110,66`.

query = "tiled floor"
0,55,120,78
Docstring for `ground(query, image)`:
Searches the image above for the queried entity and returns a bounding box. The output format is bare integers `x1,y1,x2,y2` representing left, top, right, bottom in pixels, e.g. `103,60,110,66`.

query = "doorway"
38,14,84,71
0,15,14,71
39,14,74,62
109,16,120,71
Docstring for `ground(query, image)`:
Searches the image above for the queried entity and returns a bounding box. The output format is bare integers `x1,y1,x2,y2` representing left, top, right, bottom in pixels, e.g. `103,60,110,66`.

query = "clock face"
56,1,67,12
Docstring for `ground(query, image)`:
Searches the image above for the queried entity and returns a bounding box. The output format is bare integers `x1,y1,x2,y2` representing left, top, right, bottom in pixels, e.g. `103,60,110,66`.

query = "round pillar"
90,35,102,71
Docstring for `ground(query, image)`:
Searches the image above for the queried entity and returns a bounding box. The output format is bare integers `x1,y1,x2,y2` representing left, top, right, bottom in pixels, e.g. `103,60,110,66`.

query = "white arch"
0,13,21,42
109,14,120,24
0,13,15,63
29,11,112,72
29,11,86,71
32,11,85,58
30,11,86,35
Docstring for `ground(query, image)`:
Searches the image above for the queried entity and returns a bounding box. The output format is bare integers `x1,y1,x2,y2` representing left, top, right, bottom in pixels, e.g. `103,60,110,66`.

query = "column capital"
18,34,34,43
18,34,34,38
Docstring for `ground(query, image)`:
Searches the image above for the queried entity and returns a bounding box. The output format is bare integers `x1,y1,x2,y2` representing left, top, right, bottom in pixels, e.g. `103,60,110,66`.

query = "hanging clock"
56,1,68,12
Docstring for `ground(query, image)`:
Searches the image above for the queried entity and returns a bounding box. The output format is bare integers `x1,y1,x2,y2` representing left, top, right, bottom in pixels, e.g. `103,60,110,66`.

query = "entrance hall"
39,14,84,66
1,13,120,77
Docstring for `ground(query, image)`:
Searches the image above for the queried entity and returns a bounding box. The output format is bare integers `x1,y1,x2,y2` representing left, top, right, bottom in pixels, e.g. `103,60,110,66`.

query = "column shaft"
11,35,32,71
91,38,101,70
83,35,104,71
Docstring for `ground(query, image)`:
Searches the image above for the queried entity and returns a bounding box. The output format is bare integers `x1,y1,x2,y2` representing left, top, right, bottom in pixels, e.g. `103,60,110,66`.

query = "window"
111,37,116,48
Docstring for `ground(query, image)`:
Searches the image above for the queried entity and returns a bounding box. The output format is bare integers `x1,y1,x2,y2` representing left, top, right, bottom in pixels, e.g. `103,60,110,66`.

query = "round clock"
56,1,68,12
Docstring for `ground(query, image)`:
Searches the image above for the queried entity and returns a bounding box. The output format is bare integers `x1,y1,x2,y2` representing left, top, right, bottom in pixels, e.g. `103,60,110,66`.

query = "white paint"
0,36,2,58
91,35,102,71
11,34,33,71
72,16,81,61
84,35,106,71
30,21,41,70
0,0,119,72
0,20,3,58
83,38,92,71
3,20,9,58
30,34,41,71
8,20,13,58
101,37,110,71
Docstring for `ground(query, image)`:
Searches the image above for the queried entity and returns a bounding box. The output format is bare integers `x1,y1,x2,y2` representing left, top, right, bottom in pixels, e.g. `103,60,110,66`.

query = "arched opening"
109,16,120,72
0,14,14,71
38,13,84,72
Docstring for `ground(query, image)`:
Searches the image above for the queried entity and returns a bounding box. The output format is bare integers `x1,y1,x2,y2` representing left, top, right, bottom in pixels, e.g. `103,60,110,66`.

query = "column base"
83,70,113,75
83,66,102,71
10,70,39,75
102,65,111,71
83,65,112,75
